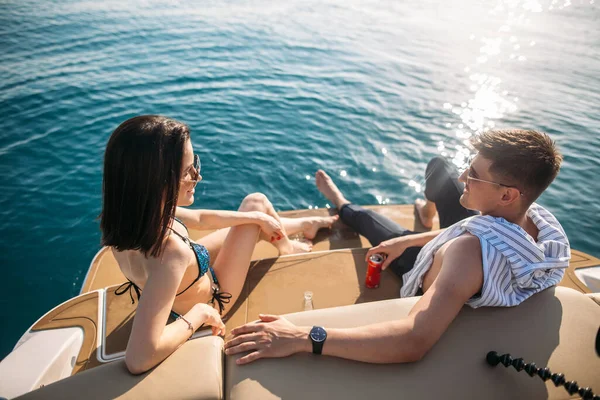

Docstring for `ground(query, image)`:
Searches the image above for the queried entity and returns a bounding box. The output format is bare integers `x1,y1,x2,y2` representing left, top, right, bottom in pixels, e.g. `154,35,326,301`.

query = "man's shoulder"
444,234,483,270
449,233,481,252
438,234,484,296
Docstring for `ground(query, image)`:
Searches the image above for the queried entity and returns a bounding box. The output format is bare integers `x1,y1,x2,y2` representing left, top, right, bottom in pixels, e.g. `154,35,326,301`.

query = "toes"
326,215,339,228
315,169,329,181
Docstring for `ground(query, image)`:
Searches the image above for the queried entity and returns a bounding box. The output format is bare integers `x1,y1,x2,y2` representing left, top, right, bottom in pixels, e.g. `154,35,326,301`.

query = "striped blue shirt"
400,203,570,308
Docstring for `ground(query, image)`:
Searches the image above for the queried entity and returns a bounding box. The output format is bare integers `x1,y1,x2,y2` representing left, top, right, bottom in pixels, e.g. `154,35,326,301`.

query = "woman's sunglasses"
181,154,201,186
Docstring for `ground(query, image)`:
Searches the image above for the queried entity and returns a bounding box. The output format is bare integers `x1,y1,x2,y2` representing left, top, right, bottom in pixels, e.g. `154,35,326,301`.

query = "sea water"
1,0,598,359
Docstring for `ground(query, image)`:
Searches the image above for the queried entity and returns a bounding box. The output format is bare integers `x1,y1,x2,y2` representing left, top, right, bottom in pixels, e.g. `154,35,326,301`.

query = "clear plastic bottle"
303,291,314,311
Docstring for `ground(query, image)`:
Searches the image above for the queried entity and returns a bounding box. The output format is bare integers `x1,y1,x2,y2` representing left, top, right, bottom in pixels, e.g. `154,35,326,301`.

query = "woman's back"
112,227,214,315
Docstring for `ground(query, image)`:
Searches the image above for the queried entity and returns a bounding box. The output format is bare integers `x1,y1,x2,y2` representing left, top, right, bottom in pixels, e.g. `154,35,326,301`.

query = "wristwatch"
309,326,327,355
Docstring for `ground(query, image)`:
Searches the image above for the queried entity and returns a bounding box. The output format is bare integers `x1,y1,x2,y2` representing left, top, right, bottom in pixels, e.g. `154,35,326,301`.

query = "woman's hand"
254,212,284,242
193,303,226,336
224,314,310,365
365,236,415,270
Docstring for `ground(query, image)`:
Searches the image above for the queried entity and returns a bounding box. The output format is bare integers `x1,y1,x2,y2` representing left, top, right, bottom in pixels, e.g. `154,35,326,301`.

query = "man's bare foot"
301,215,339,240
278,238,313,255
315,170,350,209
415,198,435,229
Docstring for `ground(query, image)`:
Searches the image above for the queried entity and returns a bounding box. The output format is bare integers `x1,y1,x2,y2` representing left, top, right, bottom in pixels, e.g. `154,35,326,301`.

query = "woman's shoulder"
146,234,193,274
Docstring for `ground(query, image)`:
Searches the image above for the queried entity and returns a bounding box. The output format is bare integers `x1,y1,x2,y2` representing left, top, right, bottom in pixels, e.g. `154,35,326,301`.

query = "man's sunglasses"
463,155,523,197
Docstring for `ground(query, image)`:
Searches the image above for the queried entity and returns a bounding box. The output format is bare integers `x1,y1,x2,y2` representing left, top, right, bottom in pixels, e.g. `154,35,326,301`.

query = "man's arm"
365,229,445,270
225,235,483,365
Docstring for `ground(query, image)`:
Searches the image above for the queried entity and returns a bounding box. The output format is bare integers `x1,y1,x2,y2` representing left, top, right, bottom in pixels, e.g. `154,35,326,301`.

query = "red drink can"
365,254,384,289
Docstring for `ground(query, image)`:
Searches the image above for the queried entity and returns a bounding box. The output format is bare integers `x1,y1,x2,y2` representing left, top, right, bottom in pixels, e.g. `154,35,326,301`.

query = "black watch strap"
309,326,327,355
312,339,324,355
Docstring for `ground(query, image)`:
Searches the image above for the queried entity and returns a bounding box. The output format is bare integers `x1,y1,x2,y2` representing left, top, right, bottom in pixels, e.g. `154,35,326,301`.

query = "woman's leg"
279,215,339,239
254,195,313,255
418,156,478,228
199,215,337,263
207,193,271,315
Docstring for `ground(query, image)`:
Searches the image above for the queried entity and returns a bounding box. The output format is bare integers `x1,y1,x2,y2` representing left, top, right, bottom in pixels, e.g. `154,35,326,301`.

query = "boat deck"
29,205,600,375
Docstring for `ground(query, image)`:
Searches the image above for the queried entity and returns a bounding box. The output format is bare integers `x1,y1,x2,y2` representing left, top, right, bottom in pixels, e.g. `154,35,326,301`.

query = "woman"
100,115,336,374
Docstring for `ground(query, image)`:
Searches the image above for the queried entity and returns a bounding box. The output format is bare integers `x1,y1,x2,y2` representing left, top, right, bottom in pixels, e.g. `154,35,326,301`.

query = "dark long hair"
100,115,190,257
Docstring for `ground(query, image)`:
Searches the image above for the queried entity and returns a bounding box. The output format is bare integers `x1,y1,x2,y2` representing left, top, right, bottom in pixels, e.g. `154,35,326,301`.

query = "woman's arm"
124,238,225,374
176,207,280,234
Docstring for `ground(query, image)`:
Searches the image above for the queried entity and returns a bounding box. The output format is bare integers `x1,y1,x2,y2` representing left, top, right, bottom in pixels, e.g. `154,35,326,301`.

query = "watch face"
310,326,327,343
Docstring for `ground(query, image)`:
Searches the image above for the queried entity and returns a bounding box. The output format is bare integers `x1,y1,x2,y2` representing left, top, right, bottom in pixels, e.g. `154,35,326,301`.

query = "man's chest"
421,237,461,292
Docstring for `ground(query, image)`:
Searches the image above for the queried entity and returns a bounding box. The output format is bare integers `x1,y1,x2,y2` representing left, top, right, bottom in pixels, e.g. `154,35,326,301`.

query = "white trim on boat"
575,265,600,293
14,289,102,352
0,327,84,399
96,289,114,362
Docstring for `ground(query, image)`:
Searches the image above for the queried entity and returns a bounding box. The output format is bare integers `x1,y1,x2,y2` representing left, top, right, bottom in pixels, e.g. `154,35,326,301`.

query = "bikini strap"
169,227,192,248
173,217,189,233
206,266,232,314
210,285,232,315
209,266,220,286
115,280,141,304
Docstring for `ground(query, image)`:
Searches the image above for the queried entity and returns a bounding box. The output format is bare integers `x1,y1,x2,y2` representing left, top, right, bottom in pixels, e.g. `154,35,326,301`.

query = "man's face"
458,154,509,213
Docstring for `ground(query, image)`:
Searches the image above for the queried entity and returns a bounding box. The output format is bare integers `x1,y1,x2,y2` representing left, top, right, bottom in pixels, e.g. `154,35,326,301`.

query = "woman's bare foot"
415,198,435,229
278,238,313,255
301,215,339,240
315,170,350,209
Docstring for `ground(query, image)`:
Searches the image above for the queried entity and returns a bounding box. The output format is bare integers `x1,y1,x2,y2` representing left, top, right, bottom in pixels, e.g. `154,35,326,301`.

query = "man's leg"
315,170,421,278
419,156,478,229
339,203,422,278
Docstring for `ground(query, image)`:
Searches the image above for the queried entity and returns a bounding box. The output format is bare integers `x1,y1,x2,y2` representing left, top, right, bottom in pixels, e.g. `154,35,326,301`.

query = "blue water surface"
1,0,599,359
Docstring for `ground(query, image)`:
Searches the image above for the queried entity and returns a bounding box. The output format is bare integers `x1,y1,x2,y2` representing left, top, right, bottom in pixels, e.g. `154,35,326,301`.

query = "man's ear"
500,187,521,205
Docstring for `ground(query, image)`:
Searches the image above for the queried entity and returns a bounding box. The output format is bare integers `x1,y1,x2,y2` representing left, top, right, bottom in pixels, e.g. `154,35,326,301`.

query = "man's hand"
225,314,311,365
365,236,415,270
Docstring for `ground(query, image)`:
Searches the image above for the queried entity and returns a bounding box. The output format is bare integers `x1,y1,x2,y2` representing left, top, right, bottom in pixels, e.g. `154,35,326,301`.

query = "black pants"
339,156,478,279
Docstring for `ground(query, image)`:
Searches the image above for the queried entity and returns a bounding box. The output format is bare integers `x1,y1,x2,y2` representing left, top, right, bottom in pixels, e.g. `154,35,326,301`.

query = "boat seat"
226,286,600,400
15,336,224,400
17,287,600,400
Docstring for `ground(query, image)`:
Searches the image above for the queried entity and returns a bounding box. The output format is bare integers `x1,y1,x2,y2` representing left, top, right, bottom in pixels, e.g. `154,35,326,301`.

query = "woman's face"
177,139,202,206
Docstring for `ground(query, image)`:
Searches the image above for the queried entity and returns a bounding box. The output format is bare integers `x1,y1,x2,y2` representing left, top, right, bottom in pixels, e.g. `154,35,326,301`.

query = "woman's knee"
239,192,270,212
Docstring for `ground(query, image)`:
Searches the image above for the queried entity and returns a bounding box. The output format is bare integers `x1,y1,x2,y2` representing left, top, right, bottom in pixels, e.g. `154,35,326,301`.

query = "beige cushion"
226,287,600,400
17,336,224,400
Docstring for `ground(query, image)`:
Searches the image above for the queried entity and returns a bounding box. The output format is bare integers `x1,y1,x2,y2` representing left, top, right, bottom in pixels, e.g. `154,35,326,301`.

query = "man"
224,129,570,365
